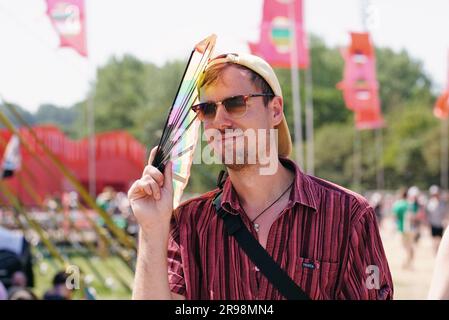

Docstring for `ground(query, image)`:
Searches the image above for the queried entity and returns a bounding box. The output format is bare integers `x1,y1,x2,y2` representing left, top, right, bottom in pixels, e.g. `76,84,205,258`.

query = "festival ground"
381,216,435,300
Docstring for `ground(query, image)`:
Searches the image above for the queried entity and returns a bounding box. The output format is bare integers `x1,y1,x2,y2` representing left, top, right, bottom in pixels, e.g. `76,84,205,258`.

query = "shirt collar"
220,158,318,214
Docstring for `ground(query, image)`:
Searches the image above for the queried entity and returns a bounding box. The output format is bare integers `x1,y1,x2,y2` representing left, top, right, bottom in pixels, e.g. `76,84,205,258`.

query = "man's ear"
269,96,284,126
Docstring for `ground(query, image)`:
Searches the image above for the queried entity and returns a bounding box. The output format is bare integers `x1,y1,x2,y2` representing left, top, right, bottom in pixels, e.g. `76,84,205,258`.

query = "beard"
209,129,274,170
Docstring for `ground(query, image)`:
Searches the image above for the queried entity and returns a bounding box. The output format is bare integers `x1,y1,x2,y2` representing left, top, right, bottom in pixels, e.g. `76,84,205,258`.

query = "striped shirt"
167,158,393,300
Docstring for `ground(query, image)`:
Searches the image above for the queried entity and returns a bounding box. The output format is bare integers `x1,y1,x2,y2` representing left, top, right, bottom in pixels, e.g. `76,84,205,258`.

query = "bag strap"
212,180,310,300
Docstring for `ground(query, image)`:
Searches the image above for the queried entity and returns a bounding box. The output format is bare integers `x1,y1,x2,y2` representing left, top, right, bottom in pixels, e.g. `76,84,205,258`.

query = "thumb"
148,146,159,165
164,161,173,193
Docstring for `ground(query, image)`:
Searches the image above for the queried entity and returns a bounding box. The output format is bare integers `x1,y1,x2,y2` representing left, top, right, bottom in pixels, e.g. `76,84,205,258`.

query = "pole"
87,88,96,199
375,128,384,190
441,117,449,190
443,50,449,191
288,1,304,168
361,0,383,191
305,65,314,175
84,1,96,199
353,128,362,192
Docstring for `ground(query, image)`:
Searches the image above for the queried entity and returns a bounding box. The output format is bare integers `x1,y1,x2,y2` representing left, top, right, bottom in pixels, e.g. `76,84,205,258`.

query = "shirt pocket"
294,257,340,300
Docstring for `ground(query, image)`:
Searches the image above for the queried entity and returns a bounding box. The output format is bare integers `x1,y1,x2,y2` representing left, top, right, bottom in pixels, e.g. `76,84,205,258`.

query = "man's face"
199,66,283,170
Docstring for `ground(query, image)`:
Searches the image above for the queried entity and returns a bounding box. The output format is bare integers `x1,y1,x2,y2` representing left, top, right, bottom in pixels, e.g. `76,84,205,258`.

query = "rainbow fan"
152,34,217,208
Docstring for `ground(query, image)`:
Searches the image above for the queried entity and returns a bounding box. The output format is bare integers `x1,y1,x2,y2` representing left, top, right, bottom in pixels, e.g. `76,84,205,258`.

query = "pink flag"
46,0,88,57
249,0,309,69
354,105,385,130
337,32,384,130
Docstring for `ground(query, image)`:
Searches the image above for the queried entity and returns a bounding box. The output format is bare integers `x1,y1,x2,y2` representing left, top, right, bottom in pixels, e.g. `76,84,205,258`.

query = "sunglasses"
191,93,274,121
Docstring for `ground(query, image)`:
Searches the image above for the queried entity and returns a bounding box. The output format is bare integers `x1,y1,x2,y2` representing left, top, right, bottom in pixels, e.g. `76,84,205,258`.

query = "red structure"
0,125,146,206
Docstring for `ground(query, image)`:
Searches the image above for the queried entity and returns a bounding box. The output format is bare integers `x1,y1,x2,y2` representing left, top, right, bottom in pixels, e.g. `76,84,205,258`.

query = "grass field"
32,253,134,299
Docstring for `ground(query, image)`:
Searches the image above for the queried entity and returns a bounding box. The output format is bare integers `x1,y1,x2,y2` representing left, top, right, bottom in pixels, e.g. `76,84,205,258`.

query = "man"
43,271,73,300
392,188,415,270
426,185,448,254
129,53,393,300
0,226,34,289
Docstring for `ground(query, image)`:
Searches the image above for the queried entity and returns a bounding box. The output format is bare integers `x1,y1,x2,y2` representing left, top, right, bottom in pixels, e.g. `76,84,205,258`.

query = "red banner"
434,91,449,119
0,126,146,205
433,51,449,119
337,32,384,130
249,0,309,69
46,0,88,57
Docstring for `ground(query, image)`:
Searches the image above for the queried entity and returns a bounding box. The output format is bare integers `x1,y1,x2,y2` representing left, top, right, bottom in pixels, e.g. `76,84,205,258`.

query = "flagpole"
375,127,384,189
441,117,448,191
353,127,362,191
352,0,367,192
305,63,314,175
84,1,96,200
87,81,96,199
288,1,304,169
442,50,449,191
360,0,384,191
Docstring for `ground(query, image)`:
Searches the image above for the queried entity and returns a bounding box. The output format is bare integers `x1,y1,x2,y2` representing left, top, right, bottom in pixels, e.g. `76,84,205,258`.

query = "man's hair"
53,271,69,286
200,63,275,106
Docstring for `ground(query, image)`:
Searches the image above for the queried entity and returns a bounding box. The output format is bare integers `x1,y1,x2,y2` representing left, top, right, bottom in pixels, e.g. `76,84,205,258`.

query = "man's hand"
128,147,174,234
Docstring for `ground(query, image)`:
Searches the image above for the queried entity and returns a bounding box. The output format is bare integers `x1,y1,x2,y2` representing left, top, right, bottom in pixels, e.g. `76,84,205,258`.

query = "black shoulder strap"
213,188,310,300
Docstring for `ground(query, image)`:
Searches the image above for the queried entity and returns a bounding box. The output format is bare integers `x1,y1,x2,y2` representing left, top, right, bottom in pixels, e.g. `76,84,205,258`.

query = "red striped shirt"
167,158,393,300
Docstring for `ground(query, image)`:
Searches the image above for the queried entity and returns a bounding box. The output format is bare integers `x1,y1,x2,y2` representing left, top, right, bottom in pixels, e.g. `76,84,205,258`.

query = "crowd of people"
367,185,448,270
366,185,449,298
0,185,136,300
0,225,73,300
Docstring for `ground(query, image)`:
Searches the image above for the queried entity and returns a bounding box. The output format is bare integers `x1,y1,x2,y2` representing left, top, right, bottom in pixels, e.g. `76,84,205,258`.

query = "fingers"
145,176,161,200
137,178,153,198
128,145,172,202
128,179,151,201
129,176,161,201
164,161,173,193
143,165,164,187
148,146,159,165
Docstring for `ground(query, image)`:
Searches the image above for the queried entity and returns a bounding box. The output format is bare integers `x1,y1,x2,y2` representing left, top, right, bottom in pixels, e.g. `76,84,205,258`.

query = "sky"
0,0,448,112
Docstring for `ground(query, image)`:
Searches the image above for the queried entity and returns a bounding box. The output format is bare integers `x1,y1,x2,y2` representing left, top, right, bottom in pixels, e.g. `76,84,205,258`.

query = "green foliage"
0,102,35,128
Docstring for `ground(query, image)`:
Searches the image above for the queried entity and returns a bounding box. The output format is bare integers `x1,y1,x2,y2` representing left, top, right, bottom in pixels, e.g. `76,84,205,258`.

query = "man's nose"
212,103,232,128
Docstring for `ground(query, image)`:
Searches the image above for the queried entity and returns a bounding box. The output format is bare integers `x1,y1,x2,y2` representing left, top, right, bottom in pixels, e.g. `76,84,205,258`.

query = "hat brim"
276,115,292,158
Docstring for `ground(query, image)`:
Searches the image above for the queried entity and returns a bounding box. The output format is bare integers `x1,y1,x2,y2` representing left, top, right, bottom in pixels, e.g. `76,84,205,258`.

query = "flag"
1,135,21,179
46,0,88,57
434,91,449,120
433,50,449,120
354,105,385,130
249,0,309,69
337,32,384,130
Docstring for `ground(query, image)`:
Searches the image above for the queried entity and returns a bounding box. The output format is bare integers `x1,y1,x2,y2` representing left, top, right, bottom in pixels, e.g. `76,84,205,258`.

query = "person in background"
407,186,426,244
392,188,415,270
428,226,449,299
8,287,38,300
425,185,448,254
0,280,7,300
43,271,73,300
0,226,34,289
370,192,384,227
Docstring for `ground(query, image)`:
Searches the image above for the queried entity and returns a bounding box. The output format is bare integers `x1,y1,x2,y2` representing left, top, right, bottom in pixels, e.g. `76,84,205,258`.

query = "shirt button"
255,266,260,272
